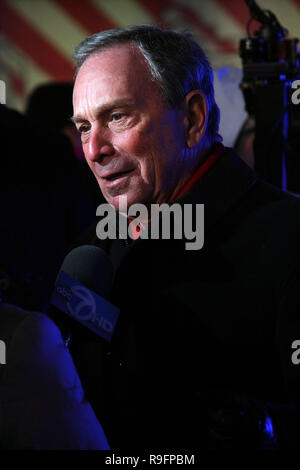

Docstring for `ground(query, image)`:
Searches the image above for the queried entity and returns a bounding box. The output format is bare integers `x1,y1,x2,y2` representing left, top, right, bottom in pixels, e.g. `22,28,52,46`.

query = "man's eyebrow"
70,115,85,124
71,98,135,124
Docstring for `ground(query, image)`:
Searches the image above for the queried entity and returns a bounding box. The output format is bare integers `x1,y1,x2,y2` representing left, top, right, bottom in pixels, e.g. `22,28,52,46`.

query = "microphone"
48,245,120,346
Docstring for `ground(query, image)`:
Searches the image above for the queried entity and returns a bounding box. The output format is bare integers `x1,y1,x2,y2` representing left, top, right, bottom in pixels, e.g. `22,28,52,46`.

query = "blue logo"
51,271,120,342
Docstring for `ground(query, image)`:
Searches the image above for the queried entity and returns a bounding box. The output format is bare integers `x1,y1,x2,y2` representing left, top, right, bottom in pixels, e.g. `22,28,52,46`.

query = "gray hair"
74,24,222,146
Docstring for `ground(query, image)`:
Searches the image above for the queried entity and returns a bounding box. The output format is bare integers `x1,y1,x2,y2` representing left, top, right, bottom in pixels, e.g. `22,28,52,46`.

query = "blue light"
264,416,275,439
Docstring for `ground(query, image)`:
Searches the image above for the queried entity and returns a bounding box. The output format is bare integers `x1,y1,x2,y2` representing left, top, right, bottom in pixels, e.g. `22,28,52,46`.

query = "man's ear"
183,90,208,148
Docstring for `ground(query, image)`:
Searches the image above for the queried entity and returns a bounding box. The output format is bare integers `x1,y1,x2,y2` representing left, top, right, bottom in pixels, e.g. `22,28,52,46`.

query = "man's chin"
107,194,134,213
108,193,150,213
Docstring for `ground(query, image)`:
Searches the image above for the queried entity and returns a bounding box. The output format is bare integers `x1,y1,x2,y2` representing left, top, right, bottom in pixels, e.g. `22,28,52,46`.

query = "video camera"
239,0,300,192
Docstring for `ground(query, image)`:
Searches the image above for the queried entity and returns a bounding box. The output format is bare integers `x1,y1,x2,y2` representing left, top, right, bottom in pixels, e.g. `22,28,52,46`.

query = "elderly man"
71,25,300,450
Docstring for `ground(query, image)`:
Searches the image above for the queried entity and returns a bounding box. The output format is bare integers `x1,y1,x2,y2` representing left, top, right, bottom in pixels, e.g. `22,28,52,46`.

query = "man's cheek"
123,125,152,149
82,143,90,161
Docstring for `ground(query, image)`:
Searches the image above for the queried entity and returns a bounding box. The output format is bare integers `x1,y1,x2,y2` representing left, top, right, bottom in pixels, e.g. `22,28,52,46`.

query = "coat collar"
174,147,258,232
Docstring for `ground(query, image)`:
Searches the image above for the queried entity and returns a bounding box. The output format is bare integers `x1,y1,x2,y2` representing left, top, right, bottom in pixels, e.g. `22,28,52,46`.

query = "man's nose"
86,129,115,162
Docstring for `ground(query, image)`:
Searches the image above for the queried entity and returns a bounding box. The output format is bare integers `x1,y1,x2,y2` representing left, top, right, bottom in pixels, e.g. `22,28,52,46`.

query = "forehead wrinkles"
74,73,129,120
73,44,163,118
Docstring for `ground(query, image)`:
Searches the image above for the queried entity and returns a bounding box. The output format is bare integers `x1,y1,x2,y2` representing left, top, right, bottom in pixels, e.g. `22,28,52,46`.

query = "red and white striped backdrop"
1,0,300,110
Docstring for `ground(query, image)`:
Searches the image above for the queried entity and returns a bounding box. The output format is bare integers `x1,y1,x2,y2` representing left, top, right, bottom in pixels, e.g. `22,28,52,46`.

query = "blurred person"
0,104,96,310
25,82,104,208
0,302,110,450
0,104,110,449
26,81,83,160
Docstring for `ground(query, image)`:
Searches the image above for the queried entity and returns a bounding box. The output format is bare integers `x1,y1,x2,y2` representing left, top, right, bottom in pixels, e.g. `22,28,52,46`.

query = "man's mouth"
103,169,133,181
101,168,135,189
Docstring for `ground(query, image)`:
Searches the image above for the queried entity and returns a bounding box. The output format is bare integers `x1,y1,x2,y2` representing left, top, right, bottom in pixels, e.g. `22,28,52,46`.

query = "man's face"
73,44,187,210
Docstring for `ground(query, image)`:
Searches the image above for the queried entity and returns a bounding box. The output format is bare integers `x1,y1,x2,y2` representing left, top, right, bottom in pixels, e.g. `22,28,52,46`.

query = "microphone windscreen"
56,245,114,299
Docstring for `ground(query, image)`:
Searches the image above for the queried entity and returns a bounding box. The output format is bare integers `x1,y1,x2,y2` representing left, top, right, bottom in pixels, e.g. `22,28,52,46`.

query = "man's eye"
79,124,90,133
111,113,125,121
